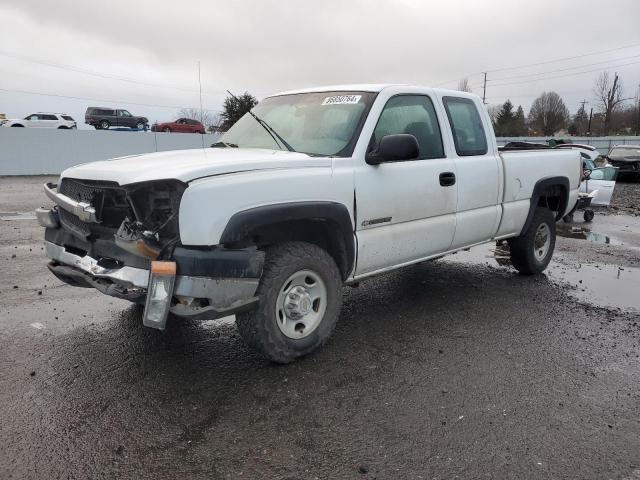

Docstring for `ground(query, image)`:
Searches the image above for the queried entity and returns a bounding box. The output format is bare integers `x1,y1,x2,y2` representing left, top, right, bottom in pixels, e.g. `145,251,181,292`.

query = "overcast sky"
1,0,639,128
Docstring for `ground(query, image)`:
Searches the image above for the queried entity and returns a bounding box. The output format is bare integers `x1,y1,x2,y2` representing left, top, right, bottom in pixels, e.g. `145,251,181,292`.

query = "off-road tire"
236,241,343,363
508,207,556,275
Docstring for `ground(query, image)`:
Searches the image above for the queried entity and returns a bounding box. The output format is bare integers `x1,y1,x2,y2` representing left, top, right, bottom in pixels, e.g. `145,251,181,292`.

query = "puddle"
546,262,640,311
445,243,640,312
556,223,618,245
0,212,36,221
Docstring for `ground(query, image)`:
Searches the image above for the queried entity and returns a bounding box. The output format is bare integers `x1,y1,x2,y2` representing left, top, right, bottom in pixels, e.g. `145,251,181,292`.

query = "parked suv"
151,118,205,134
85,107,148,130
2,113,76,129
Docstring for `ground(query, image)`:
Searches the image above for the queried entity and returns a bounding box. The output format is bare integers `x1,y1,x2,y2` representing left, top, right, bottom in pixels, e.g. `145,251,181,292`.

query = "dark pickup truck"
85,107,149,130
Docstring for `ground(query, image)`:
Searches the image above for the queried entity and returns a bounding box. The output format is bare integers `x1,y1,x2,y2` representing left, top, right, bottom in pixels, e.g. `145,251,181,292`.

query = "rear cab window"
442,96,488,156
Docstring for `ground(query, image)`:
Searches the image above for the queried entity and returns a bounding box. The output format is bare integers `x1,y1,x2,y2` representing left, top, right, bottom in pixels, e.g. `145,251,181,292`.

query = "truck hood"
61,148,329,185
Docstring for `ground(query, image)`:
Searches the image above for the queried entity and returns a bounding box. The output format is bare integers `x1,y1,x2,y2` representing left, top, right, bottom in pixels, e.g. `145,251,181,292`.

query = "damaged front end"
39,178,263,329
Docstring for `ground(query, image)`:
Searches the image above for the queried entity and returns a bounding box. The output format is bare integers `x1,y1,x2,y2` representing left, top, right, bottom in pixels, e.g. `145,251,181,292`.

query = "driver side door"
353,94,457,276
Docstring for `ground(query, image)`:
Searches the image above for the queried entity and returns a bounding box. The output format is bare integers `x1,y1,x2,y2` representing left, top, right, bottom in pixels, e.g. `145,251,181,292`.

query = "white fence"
1,129,638,176
496,136,640,155
0,128,221,176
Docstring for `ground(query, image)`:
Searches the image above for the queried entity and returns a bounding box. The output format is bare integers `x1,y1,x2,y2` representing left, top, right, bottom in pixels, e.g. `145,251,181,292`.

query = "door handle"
439,172,456,187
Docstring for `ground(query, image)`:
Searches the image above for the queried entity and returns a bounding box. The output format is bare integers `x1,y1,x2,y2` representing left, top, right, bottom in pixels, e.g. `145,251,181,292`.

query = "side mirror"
366,134,419,165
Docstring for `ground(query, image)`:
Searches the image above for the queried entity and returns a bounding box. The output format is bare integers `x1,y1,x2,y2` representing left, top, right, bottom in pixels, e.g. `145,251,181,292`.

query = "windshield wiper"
211,141,238,148
226,90,296,153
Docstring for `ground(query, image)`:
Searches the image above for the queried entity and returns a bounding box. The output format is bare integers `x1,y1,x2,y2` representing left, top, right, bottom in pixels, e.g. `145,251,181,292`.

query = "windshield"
609,146,640,158
219,91,376,156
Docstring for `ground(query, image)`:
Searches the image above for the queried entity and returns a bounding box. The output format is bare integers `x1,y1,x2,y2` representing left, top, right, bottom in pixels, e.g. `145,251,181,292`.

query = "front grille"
58,178,129,238
59,208,91,237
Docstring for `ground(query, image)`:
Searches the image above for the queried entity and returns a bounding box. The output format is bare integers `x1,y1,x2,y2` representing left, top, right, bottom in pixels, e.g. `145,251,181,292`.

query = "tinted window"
94,109,114,116
443,96,488,156
372,95,444,160
41,114,58,120
62,115,74,121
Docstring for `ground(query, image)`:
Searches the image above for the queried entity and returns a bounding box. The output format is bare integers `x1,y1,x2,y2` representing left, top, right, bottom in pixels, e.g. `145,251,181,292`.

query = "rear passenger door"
40,113,59,128
354,94,457,276
441,96,501,249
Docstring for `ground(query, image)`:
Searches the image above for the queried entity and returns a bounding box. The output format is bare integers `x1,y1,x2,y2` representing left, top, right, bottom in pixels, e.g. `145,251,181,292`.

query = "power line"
0,49,231,97
488,53,640,82
488,59,640,87
433,42,640,88
485,41,640,73
0,87,222,113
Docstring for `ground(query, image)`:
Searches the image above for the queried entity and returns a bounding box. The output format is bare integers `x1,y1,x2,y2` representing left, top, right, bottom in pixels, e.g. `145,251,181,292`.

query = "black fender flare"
220,201,355,277
520,176,570,235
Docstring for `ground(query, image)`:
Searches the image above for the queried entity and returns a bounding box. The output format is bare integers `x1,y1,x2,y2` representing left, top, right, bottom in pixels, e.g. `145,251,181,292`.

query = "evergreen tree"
494,100,515,136
220,92,258,131
513,105,527,136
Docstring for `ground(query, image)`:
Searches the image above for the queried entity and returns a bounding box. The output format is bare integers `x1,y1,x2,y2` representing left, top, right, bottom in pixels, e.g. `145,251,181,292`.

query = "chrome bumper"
44,182,98,223
45,241,259,319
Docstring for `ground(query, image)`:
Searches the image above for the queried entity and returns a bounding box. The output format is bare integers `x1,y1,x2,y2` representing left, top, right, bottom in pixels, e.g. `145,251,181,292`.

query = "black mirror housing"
366,134,419,165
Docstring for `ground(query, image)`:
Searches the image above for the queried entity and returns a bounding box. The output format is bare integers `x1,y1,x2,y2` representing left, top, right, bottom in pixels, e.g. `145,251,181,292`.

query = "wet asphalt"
1,176,639,480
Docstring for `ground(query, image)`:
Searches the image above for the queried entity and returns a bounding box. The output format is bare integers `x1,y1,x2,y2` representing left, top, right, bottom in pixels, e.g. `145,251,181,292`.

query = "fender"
520,176,569,235
220,201,355,276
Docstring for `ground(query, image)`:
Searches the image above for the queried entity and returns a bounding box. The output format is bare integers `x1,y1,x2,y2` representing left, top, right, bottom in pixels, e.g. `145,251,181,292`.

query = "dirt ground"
610,180,640,216
1,176,639,480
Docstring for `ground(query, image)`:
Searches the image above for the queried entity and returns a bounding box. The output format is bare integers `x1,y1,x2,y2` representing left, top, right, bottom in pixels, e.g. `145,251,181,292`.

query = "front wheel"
508,207,556,275
135,122,145,130
236,241,343,363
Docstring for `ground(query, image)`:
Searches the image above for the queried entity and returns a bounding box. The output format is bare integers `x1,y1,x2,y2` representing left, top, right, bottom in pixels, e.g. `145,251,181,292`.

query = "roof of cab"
270,83,476,99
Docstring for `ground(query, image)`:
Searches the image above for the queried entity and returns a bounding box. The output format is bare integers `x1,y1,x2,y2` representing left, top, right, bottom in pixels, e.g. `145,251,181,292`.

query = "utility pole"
587,107,593,136
635,83,640,136
578,99,587,136
482,72,487,104
198,61,204,124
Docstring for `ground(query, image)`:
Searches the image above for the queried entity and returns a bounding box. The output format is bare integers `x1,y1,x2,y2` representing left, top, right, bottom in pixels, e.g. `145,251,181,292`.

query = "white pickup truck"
37,84,581,363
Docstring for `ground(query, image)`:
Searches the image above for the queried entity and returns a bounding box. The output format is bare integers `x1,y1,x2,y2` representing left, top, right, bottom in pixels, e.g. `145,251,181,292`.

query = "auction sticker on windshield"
322,95,361,105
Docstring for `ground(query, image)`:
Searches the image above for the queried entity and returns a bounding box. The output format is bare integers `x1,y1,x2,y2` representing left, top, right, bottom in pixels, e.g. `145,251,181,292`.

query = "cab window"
442,96,488,156
371,95,444,160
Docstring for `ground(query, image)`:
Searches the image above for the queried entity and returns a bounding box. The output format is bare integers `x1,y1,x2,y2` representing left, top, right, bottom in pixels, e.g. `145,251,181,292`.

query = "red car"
152,118,205,134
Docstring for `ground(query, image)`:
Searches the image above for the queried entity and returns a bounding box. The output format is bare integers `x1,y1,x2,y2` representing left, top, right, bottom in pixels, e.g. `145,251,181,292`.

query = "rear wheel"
164,127,171,133
11,124,24,127
99,120,110,130
236,241,343,363
508,207,556,275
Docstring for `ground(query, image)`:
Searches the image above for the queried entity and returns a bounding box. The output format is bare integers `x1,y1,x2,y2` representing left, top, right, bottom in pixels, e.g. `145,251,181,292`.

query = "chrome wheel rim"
534,223,551,261
275,269,327,339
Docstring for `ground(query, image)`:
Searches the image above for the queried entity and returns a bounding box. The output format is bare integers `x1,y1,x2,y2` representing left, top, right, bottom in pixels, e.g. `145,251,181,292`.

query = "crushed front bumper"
42,224,264,323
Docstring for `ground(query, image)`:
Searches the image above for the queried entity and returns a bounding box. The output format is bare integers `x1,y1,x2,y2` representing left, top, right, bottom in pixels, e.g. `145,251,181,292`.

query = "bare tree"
486,104,501,126
528,92,570,136
593,72,631,134
457,78,472,93
177,108,220,129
